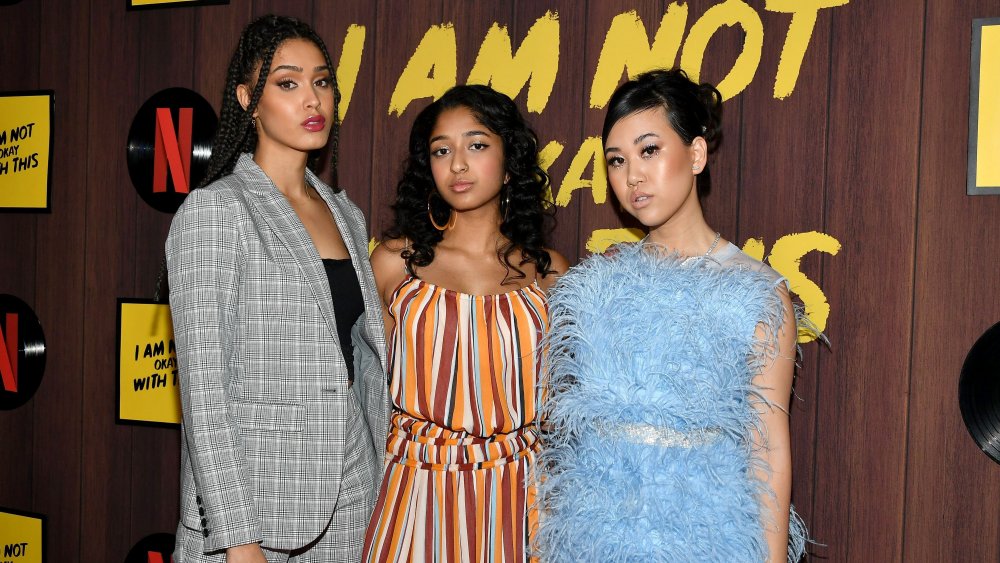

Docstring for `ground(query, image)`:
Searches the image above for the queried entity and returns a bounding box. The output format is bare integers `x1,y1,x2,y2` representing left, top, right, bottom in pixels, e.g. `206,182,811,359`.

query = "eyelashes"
606,145,660,168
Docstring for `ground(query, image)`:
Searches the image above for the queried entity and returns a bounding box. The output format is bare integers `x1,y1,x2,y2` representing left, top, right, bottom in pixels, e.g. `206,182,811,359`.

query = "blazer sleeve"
166,187,262,551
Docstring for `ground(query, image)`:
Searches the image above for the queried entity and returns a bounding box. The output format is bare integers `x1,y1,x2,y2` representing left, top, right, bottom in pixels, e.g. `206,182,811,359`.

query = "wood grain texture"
3,2,1000,559
369,0,444,236
0,0,40,515
28,0,91,559
513,1,589,263
903,0,1000,560
126,6,191,546
812,0,925,560
314,0,376,213
738,5,834,543
80,0,141,558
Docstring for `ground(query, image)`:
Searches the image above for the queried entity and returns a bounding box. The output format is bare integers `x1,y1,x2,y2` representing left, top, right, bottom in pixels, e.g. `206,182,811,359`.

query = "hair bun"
696,82,723,150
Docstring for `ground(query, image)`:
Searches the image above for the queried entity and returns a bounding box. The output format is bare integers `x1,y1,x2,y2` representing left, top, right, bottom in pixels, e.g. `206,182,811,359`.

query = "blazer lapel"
306,167,388,373
235,154,340,343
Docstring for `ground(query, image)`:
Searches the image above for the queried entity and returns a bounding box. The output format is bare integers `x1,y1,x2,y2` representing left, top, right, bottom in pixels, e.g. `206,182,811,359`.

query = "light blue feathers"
534,243,807,562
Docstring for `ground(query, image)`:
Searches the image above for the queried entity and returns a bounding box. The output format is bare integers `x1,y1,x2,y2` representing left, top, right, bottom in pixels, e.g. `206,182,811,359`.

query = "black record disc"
959,321,1000,464
0,294,46,410
126,87,217,214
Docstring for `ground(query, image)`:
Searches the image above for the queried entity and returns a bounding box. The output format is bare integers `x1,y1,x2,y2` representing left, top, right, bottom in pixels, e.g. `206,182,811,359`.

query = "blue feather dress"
535,241,807,562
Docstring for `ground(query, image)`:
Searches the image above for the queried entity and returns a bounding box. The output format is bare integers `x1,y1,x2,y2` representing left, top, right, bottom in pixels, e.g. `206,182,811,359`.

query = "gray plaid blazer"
166,153,389,553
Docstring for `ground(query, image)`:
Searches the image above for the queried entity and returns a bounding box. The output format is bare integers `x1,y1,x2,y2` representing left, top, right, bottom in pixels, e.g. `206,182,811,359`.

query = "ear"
236,83,253,114
690,136,708,174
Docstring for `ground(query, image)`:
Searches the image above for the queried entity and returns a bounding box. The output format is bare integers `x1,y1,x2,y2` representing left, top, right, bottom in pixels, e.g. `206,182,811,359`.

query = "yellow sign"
0,509,43,563
970,19,1000,194
0,92,52,210
117,299,180,426
127,0,227,8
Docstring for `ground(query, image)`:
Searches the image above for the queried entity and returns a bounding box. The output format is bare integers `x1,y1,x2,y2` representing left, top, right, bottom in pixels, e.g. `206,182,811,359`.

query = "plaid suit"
166,154,389,557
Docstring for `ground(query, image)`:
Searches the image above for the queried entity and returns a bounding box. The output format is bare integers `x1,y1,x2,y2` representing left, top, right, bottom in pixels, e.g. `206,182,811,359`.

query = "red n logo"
153,107,193,194
0,312,18,393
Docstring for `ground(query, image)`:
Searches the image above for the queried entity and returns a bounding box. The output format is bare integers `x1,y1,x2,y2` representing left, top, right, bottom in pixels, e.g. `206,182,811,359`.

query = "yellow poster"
970,19,1000,194
127,0,228,8
117,299,180,426
0,92,52,210
0,509,43,563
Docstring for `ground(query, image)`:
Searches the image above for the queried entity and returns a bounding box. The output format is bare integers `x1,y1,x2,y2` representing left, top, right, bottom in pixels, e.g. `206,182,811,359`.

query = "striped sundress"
363,274,548,563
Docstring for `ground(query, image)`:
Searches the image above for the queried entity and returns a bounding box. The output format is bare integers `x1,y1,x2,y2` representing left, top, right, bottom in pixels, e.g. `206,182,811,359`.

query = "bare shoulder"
370,238,410,302
536,248,570,293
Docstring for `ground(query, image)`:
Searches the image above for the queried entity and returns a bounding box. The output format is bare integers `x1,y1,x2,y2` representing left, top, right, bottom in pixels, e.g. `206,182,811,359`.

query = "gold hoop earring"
428,193,456,231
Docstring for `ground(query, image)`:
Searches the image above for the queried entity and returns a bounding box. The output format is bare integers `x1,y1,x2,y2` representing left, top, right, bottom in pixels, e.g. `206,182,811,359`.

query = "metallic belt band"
595,422,723,448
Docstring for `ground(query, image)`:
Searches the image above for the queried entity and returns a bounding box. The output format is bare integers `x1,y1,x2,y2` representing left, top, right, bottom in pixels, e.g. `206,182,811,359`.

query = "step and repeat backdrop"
1,0,1000,561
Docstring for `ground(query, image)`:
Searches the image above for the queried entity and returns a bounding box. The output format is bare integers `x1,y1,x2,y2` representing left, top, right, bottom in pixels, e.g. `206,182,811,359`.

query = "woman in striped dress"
363,85,567,563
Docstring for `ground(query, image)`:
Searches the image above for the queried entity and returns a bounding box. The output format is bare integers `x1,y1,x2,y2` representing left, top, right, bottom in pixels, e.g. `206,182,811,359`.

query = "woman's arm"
167,188,262,553
751,287,797,563
369,239,409,339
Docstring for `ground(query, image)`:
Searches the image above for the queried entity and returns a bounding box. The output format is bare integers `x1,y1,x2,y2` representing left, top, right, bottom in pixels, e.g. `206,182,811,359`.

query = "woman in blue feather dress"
535,69,806,562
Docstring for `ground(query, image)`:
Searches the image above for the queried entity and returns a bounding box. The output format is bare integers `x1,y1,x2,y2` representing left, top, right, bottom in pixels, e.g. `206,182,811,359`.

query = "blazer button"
203,528,210,538
201,517,208,526
196,495,203,504
198,506,205,516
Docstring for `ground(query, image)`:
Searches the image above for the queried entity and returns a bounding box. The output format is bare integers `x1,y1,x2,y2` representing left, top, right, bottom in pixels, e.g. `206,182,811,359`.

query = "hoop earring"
427,193,456,231
501,185,511,223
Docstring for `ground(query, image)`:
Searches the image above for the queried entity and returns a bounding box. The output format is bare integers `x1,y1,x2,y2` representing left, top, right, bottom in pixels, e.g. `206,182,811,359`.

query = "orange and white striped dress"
362,274,548,563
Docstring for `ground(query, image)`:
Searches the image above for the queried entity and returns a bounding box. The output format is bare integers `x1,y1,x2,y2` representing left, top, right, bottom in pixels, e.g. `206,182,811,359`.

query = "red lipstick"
302,115,326,132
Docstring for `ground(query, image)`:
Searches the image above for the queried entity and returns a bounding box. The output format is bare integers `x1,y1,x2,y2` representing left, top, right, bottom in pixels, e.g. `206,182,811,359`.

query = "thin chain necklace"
641,231,722,259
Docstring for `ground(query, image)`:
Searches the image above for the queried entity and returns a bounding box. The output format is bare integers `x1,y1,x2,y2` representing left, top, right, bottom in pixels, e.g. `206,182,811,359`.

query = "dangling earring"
427,193,456,231
501,184,511,223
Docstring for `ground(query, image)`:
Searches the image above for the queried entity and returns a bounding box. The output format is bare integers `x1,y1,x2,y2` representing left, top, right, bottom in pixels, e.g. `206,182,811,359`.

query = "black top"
322,257,364,383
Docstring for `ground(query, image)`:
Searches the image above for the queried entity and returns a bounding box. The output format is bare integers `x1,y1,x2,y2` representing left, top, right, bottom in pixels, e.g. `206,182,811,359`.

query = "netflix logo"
126,88,218,214
0,295,45,411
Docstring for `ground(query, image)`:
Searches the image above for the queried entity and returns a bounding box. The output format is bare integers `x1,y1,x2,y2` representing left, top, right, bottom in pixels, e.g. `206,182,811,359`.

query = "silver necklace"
641,231,722,259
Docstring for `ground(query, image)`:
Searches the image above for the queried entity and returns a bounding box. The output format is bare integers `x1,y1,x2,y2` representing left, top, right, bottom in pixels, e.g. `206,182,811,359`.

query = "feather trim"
534,243,808,562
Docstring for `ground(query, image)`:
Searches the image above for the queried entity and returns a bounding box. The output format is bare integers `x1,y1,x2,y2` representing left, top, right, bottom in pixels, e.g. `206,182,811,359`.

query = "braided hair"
385,85,555,284
200,14,342,189
155,15,340,302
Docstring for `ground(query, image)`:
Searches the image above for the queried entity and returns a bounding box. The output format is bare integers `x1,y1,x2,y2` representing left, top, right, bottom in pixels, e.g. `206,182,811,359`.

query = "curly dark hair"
602,68,723,196
386,85,555,283
199,14,342,190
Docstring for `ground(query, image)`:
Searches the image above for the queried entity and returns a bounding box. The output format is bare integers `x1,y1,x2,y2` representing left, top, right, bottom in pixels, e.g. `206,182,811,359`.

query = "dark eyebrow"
605,132,659,155
633,132,659,145
429,130,493,144
272,65,331,73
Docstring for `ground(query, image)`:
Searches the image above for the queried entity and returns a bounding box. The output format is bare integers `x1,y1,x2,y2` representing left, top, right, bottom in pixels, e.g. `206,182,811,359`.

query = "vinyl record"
0,294,46,411
124,533,175,563
959,321,1000,464
126,87,217,214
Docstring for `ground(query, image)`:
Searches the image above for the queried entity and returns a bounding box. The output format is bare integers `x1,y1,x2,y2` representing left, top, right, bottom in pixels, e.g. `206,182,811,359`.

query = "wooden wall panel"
514,0,589,262
315,0,376,216
80,0,141,558
577,1,664,259
369,0,444,236
738,6,834,543
0,0,40,513
903,0,1000,560
29,1,90,560
5,0,1000,559
813,0,925,560
126,7,193,546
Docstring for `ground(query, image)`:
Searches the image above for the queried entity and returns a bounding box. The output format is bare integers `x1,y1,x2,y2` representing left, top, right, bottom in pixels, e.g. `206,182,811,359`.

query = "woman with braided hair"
167,15,389,563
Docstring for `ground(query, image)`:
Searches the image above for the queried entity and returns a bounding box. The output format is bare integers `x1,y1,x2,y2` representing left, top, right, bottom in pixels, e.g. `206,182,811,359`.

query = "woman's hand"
226,543,268,563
